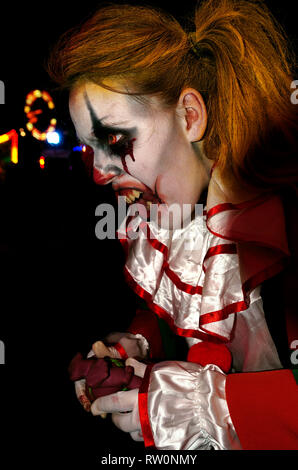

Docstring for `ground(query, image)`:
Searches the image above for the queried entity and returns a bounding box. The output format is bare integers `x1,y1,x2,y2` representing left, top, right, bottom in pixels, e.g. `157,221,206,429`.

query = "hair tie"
188,32,213,60
188,32,201,57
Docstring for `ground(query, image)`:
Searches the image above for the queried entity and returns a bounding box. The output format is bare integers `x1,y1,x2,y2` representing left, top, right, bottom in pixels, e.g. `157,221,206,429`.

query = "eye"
108,134,124,145
108,133,131,158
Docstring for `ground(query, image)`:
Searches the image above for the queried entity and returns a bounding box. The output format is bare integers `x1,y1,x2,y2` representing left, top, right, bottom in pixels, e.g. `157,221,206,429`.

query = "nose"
93,167,119,185
93,148,122,185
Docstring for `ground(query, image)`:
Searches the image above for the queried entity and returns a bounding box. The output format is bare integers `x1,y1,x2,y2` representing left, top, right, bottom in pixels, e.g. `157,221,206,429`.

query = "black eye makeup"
83,91,137,158
107,133,129,156
87,130,134,160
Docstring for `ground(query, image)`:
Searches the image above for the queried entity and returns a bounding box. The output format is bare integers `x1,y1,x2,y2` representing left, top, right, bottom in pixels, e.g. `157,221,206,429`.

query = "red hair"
47,0,298,192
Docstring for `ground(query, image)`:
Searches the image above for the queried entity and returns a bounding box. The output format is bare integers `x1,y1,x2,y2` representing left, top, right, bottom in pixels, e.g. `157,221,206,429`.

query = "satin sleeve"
139,361,242,450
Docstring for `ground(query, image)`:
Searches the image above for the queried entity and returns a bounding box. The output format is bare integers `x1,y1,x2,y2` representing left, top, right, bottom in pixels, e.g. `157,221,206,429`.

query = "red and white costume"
112,169,298,450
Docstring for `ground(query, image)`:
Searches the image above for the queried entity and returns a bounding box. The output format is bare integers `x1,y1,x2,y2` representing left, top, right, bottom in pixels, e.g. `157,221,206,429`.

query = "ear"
178,88,207,142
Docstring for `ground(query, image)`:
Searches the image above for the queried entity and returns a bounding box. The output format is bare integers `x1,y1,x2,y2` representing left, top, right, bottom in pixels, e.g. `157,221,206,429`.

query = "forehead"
69,81,150,129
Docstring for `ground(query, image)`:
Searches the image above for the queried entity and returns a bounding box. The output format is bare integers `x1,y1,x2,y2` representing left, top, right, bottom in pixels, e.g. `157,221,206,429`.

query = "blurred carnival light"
46,130,61,145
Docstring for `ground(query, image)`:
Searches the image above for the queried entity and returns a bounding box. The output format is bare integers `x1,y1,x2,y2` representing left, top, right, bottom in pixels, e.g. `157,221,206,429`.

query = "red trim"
138,364,155,448
204,194,288,318
122,224,236,298
226,369,298,449
163,262,203,295
206,193,275,221
145,225,169,256
112,342,128,360
203,243,237,273
205,193,289,253
199,300,247,326
207,202,236,220
120,224,204,296
123,266,227,343
145,224,203,294
120,230,243,340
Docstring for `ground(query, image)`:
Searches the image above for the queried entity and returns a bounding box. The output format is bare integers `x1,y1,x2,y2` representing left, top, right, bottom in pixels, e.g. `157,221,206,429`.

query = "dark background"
0,0,297,465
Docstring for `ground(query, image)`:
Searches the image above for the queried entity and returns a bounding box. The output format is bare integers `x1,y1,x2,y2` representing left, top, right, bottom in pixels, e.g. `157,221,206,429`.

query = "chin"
146,201,197,231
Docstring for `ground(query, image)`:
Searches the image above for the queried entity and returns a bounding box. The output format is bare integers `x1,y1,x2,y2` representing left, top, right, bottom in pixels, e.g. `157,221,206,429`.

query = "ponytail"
191,0,298,191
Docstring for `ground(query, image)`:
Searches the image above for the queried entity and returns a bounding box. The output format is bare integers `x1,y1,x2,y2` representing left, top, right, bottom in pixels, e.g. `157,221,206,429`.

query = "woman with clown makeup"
48,0,298,450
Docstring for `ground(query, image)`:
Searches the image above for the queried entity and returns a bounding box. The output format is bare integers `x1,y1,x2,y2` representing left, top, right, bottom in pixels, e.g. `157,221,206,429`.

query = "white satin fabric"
119,209,240,339
117,203,283,450
147,361,242,450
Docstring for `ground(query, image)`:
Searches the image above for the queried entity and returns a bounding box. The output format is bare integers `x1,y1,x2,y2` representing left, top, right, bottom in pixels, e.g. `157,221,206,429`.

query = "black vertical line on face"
83,91,136,139
83,91,138,176
84,91,106,139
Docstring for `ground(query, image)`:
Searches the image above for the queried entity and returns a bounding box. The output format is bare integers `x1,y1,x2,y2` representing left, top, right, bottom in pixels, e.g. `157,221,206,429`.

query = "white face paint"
69,82,212,228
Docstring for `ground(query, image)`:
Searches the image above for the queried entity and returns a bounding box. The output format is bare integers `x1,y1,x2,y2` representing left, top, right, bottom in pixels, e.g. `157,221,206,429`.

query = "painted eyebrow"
84,92,136,138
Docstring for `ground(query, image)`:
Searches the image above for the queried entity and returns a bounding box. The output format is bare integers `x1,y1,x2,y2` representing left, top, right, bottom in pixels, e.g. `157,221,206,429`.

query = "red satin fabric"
113,342,128,360
138,364,155,448
226,369,298,449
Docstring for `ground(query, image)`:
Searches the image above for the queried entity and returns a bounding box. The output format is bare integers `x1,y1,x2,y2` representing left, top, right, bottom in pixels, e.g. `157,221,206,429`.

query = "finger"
74,378,86,399
130,431,144,442
111,401,140,433
92,341,112,358
91,389,138,415
125,358,147,378
74,379,106,417
112,412,137,433
75,379,91,412
78,394,91,412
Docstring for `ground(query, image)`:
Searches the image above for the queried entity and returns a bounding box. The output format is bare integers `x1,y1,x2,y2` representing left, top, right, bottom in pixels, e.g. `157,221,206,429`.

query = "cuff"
138,361,242,450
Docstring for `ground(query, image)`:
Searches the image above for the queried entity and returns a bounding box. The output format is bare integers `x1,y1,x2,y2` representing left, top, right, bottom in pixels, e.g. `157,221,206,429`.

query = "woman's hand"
90,358,147,441
72,330,149,417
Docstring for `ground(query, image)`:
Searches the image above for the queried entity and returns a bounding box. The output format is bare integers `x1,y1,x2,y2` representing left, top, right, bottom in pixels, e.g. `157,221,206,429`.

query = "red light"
39,156,45,169
0,129,18,164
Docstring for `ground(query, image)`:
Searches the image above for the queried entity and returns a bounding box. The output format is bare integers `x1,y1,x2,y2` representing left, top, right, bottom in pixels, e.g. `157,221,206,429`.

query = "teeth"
125,190,143,204
132,190,141,199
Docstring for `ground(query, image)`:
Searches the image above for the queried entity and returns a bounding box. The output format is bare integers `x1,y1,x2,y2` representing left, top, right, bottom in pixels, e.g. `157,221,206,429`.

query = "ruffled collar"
117,169,290,342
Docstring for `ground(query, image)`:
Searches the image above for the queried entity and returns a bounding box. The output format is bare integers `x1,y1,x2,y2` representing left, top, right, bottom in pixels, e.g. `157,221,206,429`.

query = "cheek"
155,173,179,202
127,143,161,186
125,124,181,189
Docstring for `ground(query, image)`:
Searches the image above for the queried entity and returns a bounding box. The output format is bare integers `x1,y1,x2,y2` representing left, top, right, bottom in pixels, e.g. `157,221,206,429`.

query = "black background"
0,0,297,465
